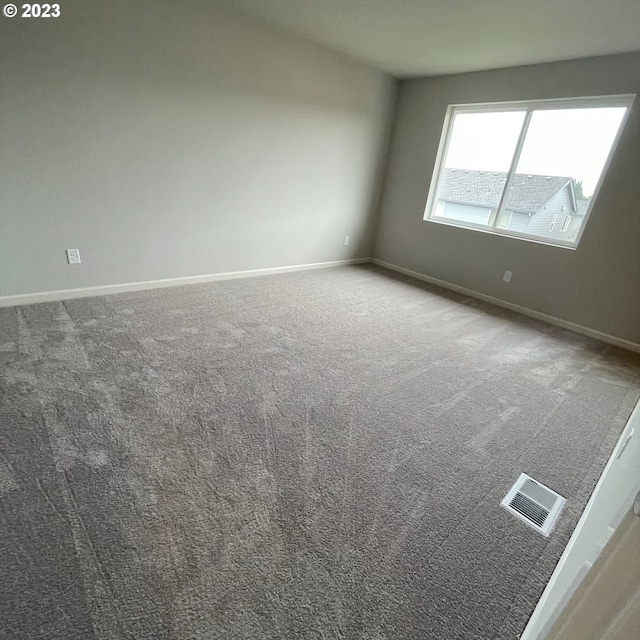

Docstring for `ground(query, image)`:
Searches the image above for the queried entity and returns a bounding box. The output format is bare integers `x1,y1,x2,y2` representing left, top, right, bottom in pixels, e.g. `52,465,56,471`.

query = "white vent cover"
501,473,565,536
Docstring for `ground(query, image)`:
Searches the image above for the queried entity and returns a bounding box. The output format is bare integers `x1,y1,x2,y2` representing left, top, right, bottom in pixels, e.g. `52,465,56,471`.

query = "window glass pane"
425,98,632,248
433,111,525,227
503,107,627,242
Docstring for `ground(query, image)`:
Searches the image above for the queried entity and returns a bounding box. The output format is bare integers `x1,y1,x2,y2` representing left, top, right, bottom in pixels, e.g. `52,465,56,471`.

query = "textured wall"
374,53,640,344
0,0,395,297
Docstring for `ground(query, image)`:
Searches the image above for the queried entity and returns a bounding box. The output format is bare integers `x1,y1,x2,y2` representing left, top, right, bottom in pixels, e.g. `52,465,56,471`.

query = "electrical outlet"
66,249,81,265
344,235,350,246
503,270,512,283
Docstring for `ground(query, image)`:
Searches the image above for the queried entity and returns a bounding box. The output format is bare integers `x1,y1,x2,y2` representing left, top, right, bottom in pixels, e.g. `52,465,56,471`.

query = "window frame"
423,95,636,250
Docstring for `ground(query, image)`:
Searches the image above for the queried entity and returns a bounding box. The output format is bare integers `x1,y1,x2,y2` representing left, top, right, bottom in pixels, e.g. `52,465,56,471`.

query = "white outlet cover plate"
66,249,81,264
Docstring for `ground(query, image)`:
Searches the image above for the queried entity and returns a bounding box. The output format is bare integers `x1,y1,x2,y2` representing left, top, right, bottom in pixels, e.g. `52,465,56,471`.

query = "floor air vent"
501,473,565,536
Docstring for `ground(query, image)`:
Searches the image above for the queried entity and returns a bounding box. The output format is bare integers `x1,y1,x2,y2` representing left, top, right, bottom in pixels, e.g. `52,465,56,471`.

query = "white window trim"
561,215,571,232
498,210,513,229
549,214,558,232
423,94,635,250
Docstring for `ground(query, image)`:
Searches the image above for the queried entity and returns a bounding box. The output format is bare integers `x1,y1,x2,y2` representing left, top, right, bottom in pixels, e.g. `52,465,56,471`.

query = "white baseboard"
4,256,638,354
372,258,640,354
0,258,370,308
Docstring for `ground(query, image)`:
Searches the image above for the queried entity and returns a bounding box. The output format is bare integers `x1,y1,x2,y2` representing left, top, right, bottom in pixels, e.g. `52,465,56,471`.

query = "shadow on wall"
1,0,382,112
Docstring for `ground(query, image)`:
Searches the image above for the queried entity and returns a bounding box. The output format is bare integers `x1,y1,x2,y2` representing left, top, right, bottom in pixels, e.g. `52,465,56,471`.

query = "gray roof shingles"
438,169,573,213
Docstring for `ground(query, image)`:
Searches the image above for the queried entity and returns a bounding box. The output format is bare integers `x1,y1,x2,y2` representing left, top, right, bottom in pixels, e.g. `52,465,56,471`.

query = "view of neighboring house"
435,169,588,241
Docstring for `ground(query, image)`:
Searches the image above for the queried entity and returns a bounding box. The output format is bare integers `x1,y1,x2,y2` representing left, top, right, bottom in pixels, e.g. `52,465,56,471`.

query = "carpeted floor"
1,264,639,640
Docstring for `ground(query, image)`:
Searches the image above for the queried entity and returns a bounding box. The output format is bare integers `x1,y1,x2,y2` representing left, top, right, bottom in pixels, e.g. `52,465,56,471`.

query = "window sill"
423,216,579,250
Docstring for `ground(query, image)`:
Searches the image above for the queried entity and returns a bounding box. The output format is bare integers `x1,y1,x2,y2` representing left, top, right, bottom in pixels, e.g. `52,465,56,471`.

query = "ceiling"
208,0,640,77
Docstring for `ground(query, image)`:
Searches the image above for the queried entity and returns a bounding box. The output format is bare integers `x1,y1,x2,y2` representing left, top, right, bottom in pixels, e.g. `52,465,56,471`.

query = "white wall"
374,53,640,345
521,401,640,639
0,0,395,298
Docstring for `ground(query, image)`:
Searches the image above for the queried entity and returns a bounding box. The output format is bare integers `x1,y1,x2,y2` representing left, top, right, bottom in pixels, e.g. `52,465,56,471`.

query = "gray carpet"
1,264,639,640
